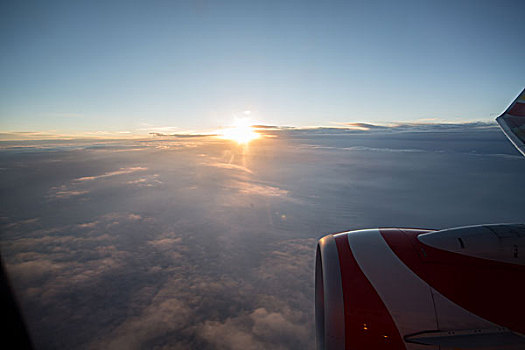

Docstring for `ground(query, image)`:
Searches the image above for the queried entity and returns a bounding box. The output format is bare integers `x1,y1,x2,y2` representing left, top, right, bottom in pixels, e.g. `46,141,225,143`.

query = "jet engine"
315,225,525,349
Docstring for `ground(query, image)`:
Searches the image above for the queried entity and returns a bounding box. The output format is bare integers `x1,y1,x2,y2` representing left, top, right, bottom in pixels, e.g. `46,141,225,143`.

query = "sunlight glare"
218,118,260,144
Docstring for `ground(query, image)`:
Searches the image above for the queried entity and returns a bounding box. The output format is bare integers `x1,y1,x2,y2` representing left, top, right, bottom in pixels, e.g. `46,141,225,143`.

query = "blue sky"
1,0,524,135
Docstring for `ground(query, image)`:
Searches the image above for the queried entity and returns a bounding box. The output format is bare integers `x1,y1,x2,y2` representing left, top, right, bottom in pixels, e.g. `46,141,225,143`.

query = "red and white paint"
316,225,525,350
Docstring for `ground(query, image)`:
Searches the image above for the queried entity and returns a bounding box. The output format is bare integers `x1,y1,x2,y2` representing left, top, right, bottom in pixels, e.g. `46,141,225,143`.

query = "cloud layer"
1,125,524,349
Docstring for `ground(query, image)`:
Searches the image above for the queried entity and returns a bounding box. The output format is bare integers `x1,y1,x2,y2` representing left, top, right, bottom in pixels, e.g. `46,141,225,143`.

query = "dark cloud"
251,125,282,130
1,126,524,349
343,122,389,130
150,133,218,138
262,121,497,134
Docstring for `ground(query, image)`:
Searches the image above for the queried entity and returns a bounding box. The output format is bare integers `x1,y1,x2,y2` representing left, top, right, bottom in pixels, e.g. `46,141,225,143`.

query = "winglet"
496,88,525,156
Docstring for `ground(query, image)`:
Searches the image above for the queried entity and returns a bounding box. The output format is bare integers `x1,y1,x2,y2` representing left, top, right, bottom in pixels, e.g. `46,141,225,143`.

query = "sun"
218,118,260,144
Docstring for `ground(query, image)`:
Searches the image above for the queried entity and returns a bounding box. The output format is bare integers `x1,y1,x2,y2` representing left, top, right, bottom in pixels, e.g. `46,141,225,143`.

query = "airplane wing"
496,88,525,156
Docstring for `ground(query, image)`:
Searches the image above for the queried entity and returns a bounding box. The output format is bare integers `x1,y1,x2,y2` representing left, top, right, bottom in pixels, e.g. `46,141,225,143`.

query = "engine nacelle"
315,226,525,350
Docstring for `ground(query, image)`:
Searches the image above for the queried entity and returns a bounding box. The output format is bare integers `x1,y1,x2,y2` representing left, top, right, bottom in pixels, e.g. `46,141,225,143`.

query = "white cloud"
50,188,89,199
48,167,150,200
75,167,147,182
233,181,288,197
93,293,192,350
127,174,162,187
205,162,254,174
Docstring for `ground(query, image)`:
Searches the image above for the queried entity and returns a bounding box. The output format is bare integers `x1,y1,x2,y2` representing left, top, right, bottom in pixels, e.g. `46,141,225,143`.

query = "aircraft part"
315,227,525,350
496,88,525,156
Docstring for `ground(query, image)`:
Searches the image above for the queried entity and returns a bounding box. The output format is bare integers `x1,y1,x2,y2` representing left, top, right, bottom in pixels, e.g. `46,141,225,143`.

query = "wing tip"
496,88,525,157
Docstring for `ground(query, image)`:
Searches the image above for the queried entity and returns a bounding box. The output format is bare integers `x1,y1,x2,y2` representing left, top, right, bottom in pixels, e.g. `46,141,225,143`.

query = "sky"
1,125,525,349
1,0,524,135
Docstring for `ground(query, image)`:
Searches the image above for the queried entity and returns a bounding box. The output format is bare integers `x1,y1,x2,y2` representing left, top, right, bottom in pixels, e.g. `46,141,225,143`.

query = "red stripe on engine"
380,229,525,334
334,234,405,350
508,102,525,117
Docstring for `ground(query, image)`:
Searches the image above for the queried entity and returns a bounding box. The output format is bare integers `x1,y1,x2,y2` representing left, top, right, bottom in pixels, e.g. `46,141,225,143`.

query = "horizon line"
0,120,500,142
